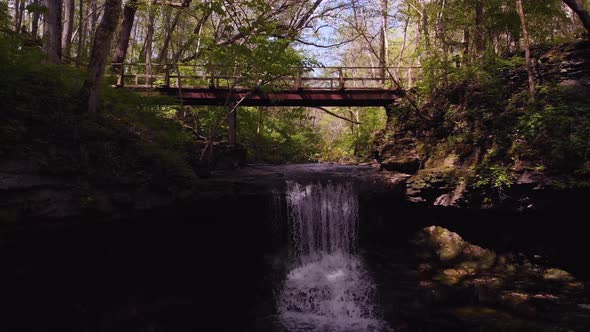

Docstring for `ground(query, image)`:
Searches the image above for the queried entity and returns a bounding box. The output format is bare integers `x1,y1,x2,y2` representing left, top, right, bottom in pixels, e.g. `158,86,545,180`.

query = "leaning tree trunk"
474,0,485,56
563,0,590,34
90,0,98,41
112,0,138,64
145,1,156,84
420,0,430,50
13,0,21,31
516,0,536,103
62,0,75,61
75,0,86,66
43,0,63,63
14,0,25,32
81,0,122,113
157,9,182,63
31,0,41,37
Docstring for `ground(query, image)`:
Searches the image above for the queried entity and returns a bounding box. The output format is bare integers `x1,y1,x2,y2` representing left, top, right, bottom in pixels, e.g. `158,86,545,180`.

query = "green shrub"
0,34,197,192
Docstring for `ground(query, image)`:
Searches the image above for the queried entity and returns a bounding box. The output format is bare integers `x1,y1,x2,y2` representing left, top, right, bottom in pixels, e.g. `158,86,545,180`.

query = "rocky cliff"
374,40,590,210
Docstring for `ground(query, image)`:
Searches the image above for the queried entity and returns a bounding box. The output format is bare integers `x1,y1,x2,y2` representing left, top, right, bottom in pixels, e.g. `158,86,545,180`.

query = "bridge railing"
110,63,421,90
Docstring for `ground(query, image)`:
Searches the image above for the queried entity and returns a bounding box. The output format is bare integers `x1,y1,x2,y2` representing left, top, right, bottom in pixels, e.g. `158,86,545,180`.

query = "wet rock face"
0,171,173,223
540,40,590,96
405,168,469,206
381,156,421,174
377,138,422,174
1,163,406,225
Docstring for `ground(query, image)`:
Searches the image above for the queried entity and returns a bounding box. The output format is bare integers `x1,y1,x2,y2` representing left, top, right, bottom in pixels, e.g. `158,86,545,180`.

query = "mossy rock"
417,226,467,261
543,268,575,282
435,268,470,285
462,244,497,269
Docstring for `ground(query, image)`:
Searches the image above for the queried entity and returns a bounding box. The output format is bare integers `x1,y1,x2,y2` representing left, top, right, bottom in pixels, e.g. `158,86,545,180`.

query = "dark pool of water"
1,175,589,331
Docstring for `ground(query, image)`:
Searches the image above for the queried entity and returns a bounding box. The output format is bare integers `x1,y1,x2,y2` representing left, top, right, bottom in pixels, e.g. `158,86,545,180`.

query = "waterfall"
285,181,358,259
277,181,391,332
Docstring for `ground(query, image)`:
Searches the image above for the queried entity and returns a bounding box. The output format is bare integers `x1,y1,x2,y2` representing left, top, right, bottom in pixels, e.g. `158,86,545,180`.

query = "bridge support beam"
228,108,237,145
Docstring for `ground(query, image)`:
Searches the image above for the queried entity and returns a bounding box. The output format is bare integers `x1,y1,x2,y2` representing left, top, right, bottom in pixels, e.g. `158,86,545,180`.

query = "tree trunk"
157,9,181,63
563,0,590,34
81,0,122,113
516,0,536,103
14,0,25,32
112,0,137,64
474,0,485,56
435,0,448,55
379,0,388,84
43,0,63,63
75,0,85,66
463,28,470,63
420,1,430,50
62,0,75,61
19,0,25,32
228,107,237,145
13,0,20,31
398,16,409,67
31,0,41,37
145,1,156,85
256,107,262,161
90,0,98,40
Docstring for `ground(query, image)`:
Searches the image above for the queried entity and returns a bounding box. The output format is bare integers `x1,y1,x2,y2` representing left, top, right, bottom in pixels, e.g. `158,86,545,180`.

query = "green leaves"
204,34,306,89
517,98,590,169
235,107,321,163
25,3,48,14
474,163,515,191
0,2,9,31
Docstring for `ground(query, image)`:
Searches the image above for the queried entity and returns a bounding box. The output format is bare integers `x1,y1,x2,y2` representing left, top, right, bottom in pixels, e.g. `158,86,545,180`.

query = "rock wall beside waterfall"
374,40,590,210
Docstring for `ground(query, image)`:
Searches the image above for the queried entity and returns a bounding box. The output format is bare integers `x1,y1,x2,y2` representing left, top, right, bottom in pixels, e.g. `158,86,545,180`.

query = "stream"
0,164,589,331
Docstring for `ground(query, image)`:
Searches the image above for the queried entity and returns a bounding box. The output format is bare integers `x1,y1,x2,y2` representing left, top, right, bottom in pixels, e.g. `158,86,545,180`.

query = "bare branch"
295,36,359,48
312,107,362,124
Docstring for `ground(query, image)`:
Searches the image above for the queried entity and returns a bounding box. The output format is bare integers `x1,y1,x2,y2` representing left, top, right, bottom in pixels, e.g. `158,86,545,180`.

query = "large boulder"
409,226,590,329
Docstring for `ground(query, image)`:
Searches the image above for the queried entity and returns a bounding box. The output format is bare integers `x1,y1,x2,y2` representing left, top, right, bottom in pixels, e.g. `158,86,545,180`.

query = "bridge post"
116,63,125,87
209,67,215,89
163,65,170,88
147,63,152,88
338,68,345,90
296,67,303,89
228,108,237,145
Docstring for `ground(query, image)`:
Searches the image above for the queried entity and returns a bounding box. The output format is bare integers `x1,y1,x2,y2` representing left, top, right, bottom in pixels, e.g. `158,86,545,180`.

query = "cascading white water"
285,181,358,259
277,181,391,332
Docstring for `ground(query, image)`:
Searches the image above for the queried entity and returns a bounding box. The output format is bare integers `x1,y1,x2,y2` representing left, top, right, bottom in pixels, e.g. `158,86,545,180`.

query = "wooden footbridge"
111,63,419,144
111,63,419,107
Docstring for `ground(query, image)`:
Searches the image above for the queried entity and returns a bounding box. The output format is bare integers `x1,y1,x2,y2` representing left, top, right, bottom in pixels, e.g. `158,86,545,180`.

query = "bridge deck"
127,86,404,107
113,63,417,107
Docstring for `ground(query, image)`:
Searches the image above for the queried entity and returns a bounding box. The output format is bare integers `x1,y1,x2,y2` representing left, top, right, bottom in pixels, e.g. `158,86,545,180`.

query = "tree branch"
295,35,359,48
313,107,362,124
